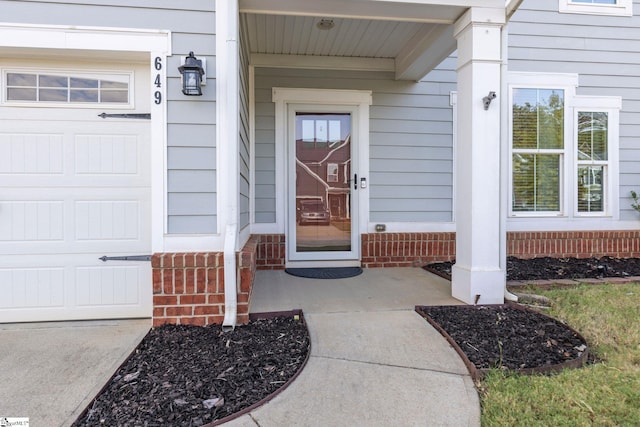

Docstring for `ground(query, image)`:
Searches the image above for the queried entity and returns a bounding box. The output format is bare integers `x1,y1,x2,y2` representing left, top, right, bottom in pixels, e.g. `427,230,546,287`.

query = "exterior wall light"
179,51,205,96
483,91,497,110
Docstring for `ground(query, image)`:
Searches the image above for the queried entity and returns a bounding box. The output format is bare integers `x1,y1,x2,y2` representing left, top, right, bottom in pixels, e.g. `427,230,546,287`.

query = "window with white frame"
327,163,338,182
559,0,632,16
3,70,131,105
509,73,620,218
573,97,620,216
511,87,566,213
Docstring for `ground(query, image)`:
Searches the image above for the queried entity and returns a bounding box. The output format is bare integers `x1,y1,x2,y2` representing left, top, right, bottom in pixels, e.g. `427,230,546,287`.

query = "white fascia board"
395,24,455,81
241,0,459,24
366,0,503,6
251,53,395,73
0,23,171,54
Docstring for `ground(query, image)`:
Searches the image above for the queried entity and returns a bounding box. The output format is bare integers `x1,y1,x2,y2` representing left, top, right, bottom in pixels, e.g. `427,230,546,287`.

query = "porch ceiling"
240,0,507,81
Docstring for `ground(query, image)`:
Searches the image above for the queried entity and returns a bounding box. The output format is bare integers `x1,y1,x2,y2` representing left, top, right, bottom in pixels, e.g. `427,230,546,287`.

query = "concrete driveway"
0,318,150,426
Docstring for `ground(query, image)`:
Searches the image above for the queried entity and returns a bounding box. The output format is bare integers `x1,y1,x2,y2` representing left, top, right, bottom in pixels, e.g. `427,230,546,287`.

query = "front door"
287,106,359,265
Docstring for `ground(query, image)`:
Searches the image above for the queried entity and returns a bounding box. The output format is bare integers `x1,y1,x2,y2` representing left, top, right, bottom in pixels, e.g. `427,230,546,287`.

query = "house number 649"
154,57,163,105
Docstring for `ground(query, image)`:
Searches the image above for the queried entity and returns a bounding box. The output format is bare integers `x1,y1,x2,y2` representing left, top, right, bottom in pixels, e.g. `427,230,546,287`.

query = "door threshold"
285,260,361,269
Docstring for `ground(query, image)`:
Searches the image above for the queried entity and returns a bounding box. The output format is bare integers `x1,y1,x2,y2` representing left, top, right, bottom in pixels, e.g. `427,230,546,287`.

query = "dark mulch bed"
420,256,640,377
426,256,640,281
73,316,309,427
73,257,639,425
416,305,587,372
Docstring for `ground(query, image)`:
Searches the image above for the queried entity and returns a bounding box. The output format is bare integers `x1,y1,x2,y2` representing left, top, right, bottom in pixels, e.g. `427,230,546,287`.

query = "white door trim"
272,88,372,266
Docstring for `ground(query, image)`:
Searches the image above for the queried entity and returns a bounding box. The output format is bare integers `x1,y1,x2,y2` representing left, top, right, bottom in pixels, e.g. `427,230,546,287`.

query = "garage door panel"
76,265,143,307
0,267,65,309
75,200,141,241
0,194,149,251
0,133,64,174
0,255,150,323
1,135,148,187
75,133,140,175
0,62,152,322
0,200,64,241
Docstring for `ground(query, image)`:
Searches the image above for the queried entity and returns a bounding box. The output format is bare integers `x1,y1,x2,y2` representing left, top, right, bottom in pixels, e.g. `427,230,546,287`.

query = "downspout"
223,223,238,329
501,21,518,303
218,0,240,328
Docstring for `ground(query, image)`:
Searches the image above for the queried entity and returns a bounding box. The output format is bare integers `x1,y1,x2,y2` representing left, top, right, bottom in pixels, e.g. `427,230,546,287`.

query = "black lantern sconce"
179,51,205,96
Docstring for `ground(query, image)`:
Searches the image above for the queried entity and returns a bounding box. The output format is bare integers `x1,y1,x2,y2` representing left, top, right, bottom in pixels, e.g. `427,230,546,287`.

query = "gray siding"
254,94,277,223
1,0,218,234
239,16,251,230
254,63,455,224
509,0,640,220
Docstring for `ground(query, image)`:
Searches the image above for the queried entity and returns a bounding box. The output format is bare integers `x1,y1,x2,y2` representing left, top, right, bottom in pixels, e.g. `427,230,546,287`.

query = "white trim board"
0,23,171,53
0,23,179,253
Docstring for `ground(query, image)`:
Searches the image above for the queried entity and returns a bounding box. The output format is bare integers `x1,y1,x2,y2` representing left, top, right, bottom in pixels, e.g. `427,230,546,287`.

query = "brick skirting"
508,231,640,259
253,230,640,268
256,234,286,270
152,230,639,325
151,235,259,327
361,232,456,267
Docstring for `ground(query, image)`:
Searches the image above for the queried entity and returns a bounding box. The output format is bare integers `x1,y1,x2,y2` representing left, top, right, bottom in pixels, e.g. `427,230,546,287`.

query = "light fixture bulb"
317,19,335,30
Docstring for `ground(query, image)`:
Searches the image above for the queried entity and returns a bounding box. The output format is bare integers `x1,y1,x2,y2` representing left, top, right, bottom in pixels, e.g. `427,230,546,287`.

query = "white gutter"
500,21,518,303
217,0,240,328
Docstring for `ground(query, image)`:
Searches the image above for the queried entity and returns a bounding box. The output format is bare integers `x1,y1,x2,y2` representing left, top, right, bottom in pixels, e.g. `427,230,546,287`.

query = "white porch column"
451,8,506,305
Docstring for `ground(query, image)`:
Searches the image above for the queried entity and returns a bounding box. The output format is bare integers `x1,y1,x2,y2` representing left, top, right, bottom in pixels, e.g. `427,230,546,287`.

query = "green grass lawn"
480,283,640,426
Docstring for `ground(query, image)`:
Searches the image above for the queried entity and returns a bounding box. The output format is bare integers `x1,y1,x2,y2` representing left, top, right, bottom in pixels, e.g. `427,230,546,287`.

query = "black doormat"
285,267,363,279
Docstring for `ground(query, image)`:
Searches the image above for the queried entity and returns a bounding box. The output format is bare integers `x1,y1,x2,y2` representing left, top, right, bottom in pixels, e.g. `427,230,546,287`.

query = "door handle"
354,174,357,190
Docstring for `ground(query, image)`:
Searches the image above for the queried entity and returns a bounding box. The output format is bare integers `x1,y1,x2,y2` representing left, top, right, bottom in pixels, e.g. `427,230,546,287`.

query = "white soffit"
242,1,509,80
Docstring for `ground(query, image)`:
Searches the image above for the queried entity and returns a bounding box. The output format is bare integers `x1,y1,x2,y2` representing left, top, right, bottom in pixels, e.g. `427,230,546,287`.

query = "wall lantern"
179,51,205,96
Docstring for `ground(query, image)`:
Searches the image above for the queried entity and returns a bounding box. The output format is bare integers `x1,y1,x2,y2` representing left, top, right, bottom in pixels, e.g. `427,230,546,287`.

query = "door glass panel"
295,113,351,252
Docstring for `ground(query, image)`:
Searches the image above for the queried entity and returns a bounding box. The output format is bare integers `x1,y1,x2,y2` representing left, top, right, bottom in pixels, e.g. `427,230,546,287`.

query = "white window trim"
508,73,577,218
559,0,633,16
2,68,134,109
507,72,622,227
327,163,339,182
572,95,621,219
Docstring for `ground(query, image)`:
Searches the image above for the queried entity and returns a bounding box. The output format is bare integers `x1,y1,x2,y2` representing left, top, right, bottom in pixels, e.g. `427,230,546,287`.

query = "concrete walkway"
0,268,480,426
0,318,150,426
226,267,480,426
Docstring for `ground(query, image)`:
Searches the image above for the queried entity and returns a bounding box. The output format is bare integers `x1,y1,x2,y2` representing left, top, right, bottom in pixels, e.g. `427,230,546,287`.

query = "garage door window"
4,71,130,105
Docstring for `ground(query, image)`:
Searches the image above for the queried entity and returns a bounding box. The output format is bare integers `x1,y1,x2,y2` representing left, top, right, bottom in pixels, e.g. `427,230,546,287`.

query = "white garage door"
0,59,152,322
